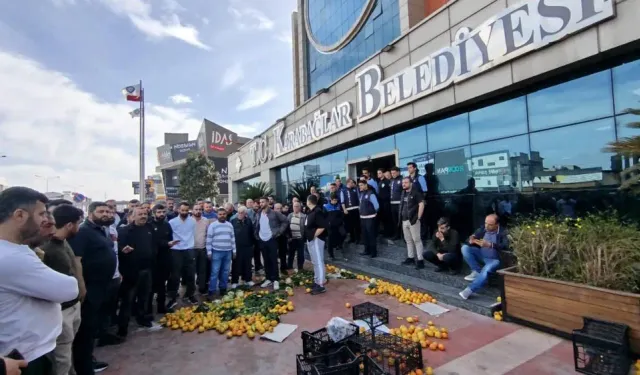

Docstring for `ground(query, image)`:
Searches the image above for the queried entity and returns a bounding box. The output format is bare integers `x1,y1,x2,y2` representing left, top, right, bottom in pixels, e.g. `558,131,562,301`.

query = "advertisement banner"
170,140,198,161
434,149,470,193
157,144,173,165
164,186,180,199
211,157,229,195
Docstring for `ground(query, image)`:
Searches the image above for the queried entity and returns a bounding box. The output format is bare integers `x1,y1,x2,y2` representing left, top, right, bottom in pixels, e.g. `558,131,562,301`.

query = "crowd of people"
0,161,508,375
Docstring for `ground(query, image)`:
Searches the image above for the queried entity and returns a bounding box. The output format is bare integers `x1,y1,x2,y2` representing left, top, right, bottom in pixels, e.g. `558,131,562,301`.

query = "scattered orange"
438,343,445,351
345,303,351,308
429,342,438,351
442,332,448,339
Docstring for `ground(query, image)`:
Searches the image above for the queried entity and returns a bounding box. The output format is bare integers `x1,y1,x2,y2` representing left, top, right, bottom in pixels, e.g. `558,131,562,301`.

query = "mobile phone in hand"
7,349,23,360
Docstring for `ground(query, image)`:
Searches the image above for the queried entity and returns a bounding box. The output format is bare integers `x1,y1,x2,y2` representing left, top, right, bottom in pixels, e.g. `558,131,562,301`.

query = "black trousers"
194,248,210,294
118,269,152,336
287,238,305,270
361,217,377,257
327,226,344,258
98,277,121,338
253,243,263,271
277,236,288,273
346,209,360,243
231,246,253,283
380,200,393,237
260,238,279,282
390,203,401,239
73,282,108,375
167,249,196,299
21,352,54,375
424,251,458,269
149,250,171,314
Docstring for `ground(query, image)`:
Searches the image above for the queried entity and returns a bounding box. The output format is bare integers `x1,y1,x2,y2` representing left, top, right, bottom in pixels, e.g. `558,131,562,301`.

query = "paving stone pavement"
95,278,579,375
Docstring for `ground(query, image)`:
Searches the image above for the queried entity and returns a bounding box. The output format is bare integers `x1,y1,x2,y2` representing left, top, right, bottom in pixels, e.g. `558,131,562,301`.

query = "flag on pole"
129,108,141,118
122,84,142,102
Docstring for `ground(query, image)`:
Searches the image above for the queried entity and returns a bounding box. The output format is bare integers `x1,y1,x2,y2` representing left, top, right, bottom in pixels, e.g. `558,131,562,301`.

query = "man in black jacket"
116,208,155,337
230,206,255,288
377,169,393,239
148,204,175,315
423,217,460,273
399,177,425,269
305,194,327,295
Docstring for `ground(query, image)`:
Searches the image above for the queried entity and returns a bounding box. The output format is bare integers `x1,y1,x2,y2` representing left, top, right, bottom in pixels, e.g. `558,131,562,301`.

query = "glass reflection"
330,150,348,174
306,0,400,97
427,114,470,152
529,118,617,188
528,71,613,132
431,147,472,194
613,59,640,114
347,135,394,160
395,125,427,158
470,97,527,143
470,135,530,192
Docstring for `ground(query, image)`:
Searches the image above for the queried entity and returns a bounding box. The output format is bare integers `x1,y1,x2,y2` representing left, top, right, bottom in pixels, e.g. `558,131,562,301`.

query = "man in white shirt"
167,202,197,307
0,187,79,374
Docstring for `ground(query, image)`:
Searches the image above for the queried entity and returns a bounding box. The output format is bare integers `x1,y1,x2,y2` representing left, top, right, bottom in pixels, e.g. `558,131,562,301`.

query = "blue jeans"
209,250,232,293
462,244,501,292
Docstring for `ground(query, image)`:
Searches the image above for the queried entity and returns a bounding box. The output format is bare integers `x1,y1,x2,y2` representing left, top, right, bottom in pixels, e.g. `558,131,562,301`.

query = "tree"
239,182,274,201
288,176,320,203
605,108,640,193
178,152,220,203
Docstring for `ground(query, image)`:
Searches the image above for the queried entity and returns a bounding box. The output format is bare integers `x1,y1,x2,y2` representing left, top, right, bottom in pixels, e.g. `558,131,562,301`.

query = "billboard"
157,144,173,165
170,140,198,161
211,157,229,195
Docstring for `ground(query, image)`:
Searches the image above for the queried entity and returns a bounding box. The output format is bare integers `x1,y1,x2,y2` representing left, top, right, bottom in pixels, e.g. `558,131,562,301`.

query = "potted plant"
498,213,640,352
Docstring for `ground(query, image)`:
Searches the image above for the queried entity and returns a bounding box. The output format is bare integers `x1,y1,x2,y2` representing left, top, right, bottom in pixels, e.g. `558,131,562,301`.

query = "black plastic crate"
352,302,389,331
348,332,423,375
362,355,390,375
572,317,632,375
301,324,360,356
296,347,360,375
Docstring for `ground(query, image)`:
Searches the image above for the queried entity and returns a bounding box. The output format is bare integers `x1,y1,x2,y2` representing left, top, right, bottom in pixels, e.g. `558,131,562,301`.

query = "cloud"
228,4,274,31
99,0,210,50
169,93,192,104
221,62,244,89
0,51,257,199
275,31,292,45
236,88,278,111
221,122,261,137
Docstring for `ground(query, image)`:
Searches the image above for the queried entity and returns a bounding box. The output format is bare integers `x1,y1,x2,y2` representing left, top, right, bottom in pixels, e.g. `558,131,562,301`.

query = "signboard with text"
170,140,198,161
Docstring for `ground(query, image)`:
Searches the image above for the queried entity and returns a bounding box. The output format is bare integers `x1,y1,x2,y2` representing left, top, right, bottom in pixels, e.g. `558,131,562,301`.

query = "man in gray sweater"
286,201,306,272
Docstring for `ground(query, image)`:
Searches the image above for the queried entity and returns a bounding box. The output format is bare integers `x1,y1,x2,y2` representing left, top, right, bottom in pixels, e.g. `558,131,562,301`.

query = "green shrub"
509,213,640,293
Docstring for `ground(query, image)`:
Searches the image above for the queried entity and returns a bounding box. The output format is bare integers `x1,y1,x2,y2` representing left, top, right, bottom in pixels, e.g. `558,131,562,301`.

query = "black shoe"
449,268,461,275
359,252,370,256
188,296,199,305
137,318,153,328
370,254,377,258
401,258,415,265
97,333,125,347
93,360,109,373
415,260,425,269
435,266,447,273
219,289,227,297
166,299,177,311
311,286,326,295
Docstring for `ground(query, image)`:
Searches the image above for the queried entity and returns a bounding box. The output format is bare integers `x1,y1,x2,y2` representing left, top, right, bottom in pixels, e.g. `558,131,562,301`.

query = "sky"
0,0,297,200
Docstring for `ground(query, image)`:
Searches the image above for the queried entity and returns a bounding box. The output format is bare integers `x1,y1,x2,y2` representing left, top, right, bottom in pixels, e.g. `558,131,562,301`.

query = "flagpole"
139,80,146,202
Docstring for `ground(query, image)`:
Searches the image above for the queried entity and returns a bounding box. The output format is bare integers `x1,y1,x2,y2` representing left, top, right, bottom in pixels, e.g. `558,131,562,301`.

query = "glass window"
528,71,613,131
469,97,527,143
427,114,469,152
316,155,331,175
347,135,394,161
432,147,472,194
330,150,348,174
613,60,640,115
529,118,617,188
286,163,304,182
470,135,530,191
395,125,427,158
399,153,431,175
306,0,400,98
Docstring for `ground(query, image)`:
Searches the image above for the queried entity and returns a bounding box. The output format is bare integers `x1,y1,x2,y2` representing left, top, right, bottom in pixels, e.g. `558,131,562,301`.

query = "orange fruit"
438,343,445,351
442,332,448,339
429,342,438,351
345,303,351,308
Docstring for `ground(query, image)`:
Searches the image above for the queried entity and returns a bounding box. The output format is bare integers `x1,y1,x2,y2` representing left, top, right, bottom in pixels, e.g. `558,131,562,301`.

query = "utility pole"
35,175,60,192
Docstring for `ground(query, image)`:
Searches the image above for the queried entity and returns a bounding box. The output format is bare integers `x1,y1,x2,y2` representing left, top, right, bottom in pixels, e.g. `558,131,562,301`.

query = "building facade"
156,119,250,203
230,0,640,233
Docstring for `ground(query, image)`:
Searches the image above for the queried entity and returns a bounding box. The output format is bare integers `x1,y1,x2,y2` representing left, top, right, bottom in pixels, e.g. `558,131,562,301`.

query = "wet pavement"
95,278,577,375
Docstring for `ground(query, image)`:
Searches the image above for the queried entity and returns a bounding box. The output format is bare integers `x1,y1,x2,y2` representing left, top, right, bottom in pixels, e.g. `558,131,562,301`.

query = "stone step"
334,242,499,296
328,257,499,317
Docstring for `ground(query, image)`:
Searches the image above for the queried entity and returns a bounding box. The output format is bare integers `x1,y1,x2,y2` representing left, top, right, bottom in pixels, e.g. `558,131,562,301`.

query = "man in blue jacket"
459,214,508,300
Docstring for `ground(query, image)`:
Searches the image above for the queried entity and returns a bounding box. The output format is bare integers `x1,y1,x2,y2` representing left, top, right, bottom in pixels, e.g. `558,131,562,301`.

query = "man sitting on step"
423,217,460,274
459,214,509,300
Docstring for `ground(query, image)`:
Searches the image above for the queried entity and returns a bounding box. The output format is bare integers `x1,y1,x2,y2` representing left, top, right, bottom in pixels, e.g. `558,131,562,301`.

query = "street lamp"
35,175,60,192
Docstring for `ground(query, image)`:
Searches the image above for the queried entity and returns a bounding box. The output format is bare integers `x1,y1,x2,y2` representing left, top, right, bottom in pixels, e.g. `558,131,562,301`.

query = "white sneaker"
464,271,479,281
261,280,272,288
230,283,238,289
273,281,280,291
246,281,255,287
459,287,473,300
